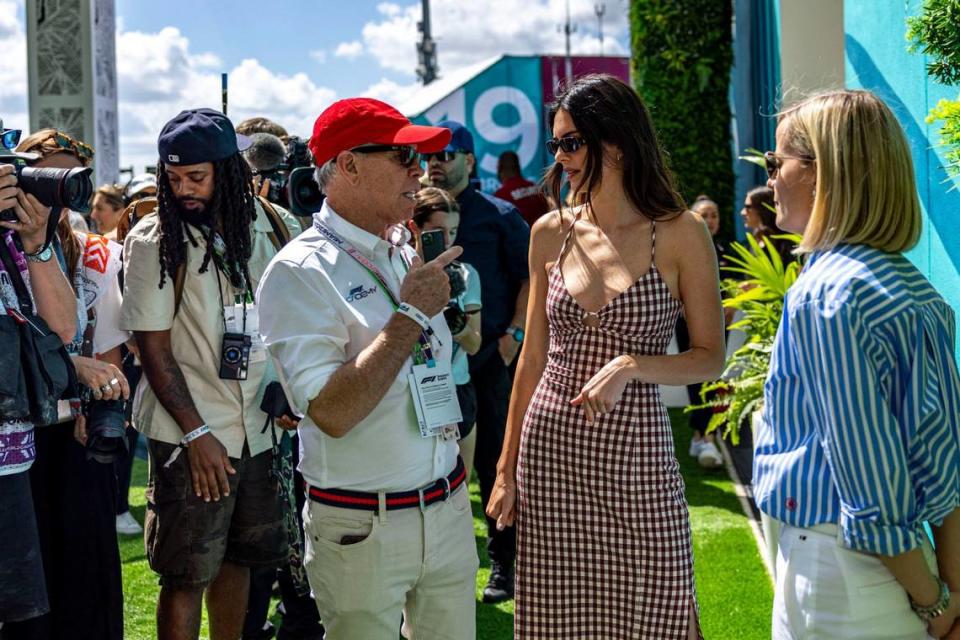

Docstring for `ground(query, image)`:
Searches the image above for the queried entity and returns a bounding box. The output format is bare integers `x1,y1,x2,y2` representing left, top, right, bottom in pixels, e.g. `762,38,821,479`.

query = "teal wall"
845,0,960,350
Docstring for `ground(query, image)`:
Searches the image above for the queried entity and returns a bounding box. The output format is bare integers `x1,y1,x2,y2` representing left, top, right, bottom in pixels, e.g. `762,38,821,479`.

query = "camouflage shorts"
144,439,287,589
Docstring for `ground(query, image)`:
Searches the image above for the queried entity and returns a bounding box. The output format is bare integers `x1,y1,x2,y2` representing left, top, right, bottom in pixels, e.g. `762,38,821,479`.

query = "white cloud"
334,40,364,60
310,49,327,64
361,78,421,107
360,0,629,77
0,0,28,128
0,18,338,172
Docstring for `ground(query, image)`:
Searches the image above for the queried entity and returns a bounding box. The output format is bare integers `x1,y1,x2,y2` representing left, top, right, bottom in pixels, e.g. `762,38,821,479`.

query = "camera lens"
16,166,94,213
224,346,242,364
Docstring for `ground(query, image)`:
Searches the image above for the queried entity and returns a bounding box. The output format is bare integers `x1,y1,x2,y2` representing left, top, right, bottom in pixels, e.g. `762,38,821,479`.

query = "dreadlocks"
155,154,257,292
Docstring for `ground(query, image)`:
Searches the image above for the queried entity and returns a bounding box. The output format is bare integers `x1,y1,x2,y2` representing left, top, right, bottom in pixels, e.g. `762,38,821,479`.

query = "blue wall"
845,0,960,352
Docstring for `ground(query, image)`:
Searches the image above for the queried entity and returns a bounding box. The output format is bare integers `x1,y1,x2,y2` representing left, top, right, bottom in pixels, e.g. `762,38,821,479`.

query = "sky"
0,0,630,173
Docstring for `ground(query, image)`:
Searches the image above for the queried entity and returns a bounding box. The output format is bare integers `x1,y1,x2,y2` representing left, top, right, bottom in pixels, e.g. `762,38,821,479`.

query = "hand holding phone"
420,228,445,263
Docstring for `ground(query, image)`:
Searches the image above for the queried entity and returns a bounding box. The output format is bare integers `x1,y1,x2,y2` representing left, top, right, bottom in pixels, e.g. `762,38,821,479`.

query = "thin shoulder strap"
651,220,657,266
555,208,582,263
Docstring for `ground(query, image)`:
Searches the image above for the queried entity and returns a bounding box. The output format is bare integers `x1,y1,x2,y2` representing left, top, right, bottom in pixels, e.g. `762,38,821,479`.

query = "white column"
26,0,119,185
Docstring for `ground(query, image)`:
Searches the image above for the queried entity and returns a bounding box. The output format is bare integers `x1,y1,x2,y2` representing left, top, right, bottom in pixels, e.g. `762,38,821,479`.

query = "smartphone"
420,229,445,263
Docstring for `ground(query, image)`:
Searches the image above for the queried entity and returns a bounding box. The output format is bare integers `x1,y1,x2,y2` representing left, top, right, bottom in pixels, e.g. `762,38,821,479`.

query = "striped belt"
307,457,467,512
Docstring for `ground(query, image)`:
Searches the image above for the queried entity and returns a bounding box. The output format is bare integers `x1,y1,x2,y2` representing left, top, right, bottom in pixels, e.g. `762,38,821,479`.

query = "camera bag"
0,238,77,426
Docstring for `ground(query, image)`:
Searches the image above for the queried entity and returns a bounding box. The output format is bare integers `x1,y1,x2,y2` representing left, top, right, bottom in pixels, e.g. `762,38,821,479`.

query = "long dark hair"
545,74,685,221
746,185,794,262
155,153,256,290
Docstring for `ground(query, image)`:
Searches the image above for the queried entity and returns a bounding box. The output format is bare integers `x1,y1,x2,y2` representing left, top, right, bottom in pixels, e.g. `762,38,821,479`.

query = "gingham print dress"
515,220,698,639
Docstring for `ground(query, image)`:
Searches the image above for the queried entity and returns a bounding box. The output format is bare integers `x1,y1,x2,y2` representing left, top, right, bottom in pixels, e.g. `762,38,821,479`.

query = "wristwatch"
506,325,525,343
910,576,951,622
25,243,53,263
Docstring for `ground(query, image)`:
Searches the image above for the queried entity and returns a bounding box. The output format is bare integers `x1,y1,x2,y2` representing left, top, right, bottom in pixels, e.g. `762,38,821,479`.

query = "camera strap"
0,230,33,316
313,220,435,367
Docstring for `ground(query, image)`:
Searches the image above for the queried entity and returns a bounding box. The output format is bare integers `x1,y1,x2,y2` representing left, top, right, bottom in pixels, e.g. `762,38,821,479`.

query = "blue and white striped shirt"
755,243,960,556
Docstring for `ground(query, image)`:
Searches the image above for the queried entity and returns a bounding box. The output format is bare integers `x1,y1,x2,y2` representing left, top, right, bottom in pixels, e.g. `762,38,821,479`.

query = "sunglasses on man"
350,144,419,167
763,150,815,180
420,150,459,164
546,135,586,155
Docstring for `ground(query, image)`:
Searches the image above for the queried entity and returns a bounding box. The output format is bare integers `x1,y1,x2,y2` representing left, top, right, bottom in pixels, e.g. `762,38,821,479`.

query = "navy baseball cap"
438,120,475,154
158,108,251,166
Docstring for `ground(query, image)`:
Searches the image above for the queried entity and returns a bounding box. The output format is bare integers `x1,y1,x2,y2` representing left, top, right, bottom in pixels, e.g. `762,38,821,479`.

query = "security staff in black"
424,120,530,603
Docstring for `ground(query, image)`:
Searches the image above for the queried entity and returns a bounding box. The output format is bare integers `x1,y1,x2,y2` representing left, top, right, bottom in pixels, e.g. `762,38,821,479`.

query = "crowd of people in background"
0,73,958,640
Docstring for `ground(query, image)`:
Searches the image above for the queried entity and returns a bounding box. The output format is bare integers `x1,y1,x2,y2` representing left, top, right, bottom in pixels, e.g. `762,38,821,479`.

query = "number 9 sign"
472,86,540,175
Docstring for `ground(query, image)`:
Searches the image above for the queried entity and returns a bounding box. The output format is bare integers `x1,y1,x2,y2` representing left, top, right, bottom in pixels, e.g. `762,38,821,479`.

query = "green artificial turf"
119,409,771,638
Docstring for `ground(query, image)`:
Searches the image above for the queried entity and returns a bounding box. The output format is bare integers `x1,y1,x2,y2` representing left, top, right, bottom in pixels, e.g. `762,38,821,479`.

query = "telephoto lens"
0,157,94,221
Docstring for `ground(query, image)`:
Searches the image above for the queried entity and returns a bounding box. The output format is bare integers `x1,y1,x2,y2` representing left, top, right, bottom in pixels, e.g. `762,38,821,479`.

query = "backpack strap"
257,196,291,251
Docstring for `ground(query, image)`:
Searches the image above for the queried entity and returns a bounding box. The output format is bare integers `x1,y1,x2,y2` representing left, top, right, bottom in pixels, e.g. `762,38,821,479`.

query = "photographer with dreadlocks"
120,109,299,640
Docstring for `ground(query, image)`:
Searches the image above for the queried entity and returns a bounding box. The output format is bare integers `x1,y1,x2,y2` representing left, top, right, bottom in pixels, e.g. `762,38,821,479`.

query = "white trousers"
302,483,479,640
772,523,935,640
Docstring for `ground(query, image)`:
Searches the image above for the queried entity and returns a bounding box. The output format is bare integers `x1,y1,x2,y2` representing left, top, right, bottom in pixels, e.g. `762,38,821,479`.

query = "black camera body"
219,332,252,380
0,151,94,221
260,137,324,217
443,262,469,335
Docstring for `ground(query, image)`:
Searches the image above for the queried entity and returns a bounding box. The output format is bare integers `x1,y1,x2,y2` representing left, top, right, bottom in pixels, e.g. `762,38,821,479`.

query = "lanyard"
314,219,435,366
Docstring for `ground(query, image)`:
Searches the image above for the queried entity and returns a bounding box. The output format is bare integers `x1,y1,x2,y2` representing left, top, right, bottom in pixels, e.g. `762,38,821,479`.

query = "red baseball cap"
308,98,452,167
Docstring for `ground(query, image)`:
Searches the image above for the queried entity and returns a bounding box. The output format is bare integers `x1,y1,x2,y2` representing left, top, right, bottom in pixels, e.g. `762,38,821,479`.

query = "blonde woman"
755,90,960,639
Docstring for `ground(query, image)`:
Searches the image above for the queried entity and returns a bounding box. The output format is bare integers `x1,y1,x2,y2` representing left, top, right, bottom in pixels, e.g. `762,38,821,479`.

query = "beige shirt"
257,203,459,492
120,200,300,457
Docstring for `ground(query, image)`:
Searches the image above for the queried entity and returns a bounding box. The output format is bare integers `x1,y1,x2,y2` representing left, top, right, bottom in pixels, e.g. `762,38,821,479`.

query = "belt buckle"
418,487,427,510
441,476,451,501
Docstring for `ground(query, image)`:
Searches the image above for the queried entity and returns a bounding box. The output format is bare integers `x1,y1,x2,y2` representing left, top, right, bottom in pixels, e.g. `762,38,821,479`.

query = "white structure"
26,0,119,185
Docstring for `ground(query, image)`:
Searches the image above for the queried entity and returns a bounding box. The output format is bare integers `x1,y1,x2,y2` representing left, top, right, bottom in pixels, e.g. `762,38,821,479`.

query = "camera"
84,397,128,464
260,137,324,217
442,261,469,334
219,331,251,380
0,151,94,222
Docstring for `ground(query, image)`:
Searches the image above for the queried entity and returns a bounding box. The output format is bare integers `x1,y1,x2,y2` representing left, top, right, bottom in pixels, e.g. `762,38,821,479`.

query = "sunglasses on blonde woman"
763,151,815,179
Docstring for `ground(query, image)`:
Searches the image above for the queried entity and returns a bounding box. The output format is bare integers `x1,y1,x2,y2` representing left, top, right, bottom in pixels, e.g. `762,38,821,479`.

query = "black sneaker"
482,563,514,604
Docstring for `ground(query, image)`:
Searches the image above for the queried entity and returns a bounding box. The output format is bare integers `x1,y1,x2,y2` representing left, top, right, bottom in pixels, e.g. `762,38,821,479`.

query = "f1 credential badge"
408,361,462,438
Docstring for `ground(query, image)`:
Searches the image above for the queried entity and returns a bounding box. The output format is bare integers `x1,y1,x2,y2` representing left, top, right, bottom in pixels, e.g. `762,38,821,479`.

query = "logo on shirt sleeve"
345,284,378,303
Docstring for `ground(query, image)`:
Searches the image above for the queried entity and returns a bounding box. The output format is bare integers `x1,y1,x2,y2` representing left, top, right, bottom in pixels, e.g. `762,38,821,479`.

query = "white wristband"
164,424,211,468
397,302,432,332
180,424,211,446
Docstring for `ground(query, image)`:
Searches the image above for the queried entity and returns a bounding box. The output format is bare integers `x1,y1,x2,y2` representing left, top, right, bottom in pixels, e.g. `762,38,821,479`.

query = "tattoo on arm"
136,331,203,434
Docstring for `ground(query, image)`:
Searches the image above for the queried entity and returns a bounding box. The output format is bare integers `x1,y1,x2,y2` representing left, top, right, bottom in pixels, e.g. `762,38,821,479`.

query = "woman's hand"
0,190,53,254
72,355,130,401
571,355,636,424
928,592,960,638
486,471,517,530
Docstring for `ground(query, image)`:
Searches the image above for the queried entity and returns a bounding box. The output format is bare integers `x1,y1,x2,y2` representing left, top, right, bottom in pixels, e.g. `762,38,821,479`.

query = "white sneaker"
689,438,706,458
116,511,143,535
697,442,723,469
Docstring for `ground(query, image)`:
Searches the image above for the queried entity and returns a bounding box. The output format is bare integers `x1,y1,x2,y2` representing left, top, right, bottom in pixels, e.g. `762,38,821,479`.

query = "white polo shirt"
256,202,458,492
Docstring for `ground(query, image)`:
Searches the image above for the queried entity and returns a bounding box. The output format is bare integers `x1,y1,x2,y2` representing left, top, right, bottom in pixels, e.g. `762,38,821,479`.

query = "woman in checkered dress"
487,75,725,639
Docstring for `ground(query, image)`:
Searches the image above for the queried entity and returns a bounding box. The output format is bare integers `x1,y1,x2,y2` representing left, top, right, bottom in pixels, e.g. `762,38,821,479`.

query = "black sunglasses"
350,144,418,167
546,135,586,155
420,150,459,163
763,151,815,179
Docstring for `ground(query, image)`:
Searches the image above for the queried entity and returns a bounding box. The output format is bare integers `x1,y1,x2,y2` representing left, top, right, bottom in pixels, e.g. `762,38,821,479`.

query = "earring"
617,153,623,162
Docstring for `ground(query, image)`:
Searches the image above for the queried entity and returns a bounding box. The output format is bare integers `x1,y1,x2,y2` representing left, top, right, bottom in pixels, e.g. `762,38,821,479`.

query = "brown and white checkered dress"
515,220,698,639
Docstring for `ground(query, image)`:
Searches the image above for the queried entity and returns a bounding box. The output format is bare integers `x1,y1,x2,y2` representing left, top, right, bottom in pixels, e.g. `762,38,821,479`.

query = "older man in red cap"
257,99,478,640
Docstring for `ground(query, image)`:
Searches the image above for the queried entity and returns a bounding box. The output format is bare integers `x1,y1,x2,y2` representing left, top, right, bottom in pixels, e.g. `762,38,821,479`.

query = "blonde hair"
779,90,921,253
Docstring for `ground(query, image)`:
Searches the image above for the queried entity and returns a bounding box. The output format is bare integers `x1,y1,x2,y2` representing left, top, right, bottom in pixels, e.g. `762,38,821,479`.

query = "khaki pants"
303,483,479,640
